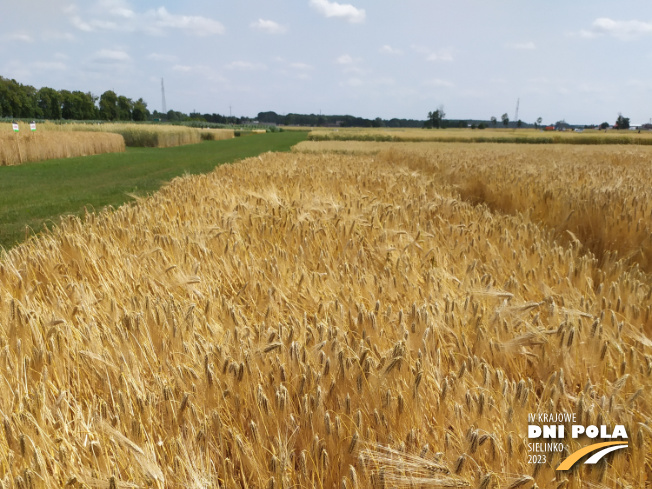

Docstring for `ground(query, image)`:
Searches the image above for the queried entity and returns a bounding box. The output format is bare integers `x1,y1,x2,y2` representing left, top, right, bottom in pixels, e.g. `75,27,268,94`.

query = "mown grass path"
0,131,308,249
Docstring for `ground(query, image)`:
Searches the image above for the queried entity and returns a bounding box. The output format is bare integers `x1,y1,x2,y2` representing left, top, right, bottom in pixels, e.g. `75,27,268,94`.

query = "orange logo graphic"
556,441,629,471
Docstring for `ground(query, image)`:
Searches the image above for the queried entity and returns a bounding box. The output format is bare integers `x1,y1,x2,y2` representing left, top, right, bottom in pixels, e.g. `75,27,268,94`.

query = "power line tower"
514,98,520,124
161,78,167,115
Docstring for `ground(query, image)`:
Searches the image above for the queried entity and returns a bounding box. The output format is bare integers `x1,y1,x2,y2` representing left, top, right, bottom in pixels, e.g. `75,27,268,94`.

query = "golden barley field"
199,128,236,142
0,150,650,488
296,141,652,274
307,127,652,145
0,121,228,166
40,123,223,148
0,128,125,166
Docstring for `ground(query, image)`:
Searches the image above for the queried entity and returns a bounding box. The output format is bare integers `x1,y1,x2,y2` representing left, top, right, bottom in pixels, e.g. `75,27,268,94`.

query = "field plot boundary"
0,131,126,166
307,127,652,145
0,130,308,250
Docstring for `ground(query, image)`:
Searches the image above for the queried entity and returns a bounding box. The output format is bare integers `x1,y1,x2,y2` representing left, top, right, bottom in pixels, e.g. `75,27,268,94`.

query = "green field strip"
0,131,308,250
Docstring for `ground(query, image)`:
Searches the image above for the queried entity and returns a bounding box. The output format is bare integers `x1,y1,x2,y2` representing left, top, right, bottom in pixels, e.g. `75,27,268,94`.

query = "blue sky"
2,0,652,124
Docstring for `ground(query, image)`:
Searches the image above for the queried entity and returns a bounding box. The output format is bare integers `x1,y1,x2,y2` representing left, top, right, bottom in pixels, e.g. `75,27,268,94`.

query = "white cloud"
4,33,34,42
148,53,179,63
581,17,652,40
100,0,134,19
274,59,314,80
85,48,132,73
335,54,365,74
380,45,402,55
67,4,224,37
289,62,313,70
250,18,287,34
309,0,365,24
70,15,93,32
426,50,454,62
91,49,131,63
507,41,536,50
226,61,267,71
411,45,454,62
148,7,225,37
336,54,355,64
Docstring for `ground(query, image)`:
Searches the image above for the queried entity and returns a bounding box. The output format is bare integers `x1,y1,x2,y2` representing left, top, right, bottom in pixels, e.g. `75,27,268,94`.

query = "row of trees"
2,76,642,129
0,76,150,121
256,111,425,128
429,105,640,131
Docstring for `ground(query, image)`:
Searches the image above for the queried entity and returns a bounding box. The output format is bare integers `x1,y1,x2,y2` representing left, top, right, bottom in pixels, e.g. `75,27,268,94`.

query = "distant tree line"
3,76,644,130
256,111,425,128
0,76,152,121
183,112,246,125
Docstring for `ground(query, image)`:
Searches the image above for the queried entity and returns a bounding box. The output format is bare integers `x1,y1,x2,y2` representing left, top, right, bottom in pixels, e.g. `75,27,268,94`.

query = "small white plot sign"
30,122,36,132
12,123,19,133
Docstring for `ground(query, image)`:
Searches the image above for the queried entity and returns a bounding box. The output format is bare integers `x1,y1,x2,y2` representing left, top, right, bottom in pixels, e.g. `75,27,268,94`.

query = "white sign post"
30,122,36,132
12,123,23,164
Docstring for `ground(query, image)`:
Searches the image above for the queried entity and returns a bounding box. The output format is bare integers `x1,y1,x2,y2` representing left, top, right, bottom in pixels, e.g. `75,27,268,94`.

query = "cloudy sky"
2,0,652,124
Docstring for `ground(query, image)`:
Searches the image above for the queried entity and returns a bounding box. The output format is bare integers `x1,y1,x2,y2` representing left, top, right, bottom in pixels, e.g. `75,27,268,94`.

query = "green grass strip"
0,131,308,250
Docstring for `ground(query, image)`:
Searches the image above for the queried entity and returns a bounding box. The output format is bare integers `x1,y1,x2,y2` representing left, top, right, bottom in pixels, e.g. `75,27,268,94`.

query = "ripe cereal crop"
41,122,205,148
0,124,125,166
307,127,652,145
0,151,649,488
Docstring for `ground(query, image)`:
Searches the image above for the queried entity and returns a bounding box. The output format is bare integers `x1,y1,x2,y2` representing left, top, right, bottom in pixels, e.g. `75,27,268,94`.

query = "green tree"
615,113,630,130
132,98,149,121
37,87,62,119
99,90,119,121
428,105,445,129
61,91,97,120
0,77,22,117
258,111,280,124
555,120,570,131
80,92,98,119
0,77,38,118
490,116,497,128
501,113,509,128
117,95,133,121
20,84,40,118
166,110,186,122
